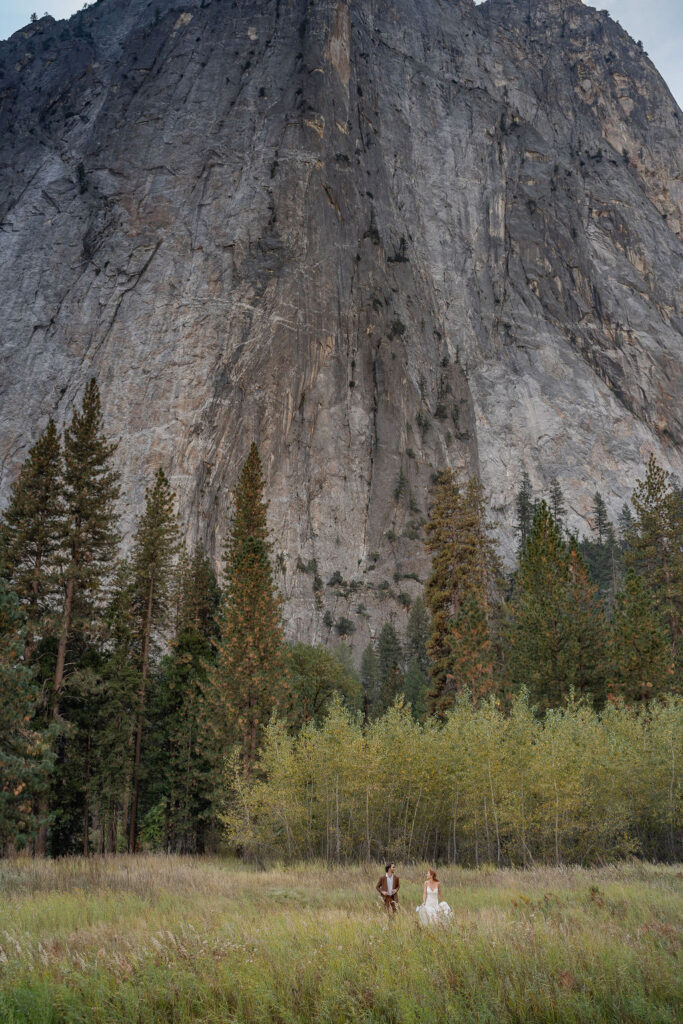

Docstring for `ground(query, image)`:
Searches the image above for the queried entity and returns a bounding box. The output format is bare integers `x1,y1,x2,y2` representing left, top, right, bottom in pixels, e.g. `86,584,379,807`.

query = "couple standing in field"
376,863,453,923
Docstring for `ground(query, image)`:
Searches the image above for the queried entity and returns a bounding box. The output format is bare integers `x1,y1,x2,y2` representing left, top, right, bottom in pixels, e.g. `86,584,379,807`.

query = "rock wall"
0,0,681,648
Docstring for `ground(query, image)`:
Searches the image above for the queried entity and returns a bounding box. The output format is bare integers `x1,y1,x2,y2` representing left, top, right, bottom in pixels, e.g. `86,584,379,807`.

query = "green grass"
0,857,680,1023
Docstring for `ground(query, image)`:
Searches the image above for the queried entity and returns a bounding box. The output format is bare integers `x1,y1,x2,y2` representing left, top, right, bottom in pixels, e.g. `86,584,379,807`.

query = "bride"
417,868,452,924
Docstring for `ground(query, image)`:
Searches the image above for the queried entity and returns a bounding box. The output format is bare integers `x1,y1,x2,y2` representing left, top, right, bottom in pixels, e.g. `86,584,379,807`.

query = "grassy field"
0,857,680,1024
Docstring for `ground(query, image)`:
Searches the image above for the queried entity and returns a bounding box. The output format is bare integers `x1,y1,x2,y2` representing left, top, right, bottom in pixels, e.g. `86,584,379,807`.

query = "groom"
376,862,400,913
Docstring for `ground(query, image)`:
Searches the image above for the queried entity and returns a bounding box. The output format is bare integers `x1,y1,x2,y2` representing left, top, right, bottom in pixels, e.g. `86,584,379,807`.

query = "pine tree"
403,657,428,718
128,468,180,852
563,542,608,703
405,596,430,675
377,622,402,685
1,419,63,657
514,469,534,553
425,471,502,714
52,380,120,719
0,578,52,850
360,642,379,722
403,596,430,717
143,544,220,853
202,444,288,777
579,493,621,610
34,381,119,856
548,477,567,531
609,571,673,703
591,492,609,544
623,455,682,662
506,503,607,708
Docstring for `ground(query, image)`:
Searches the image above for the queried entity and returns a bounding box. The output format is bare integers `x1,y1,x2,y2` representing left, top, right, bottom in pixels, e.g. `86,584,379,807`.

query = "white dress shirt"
385,873,393,895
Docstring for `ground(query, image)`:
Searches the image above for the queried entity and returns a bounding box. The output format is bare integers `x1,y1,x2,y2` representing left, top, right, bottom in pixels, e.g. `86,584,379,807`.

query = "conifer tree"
360,642,379,722
514,469,535,552
52,380,120,719
403,596,430,717
377,622,402,685
128,467,179,852
563,542,609,702
549,477,567,531
506,503,607,708
33,382,119,856
403,657,428,718
425,471,502,714
623,455,682,662
143,544,220,853
0,578,52,850
202,444,288,776
579,492,621,609
591,492,609,544
1,420,63,658
609,571,673,702
405,596,430,675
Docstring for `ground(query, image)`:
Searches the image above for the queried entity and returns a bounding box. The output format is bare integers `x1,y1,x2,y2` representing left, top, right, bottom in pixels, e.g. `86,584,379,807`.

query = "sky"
1,0,681,106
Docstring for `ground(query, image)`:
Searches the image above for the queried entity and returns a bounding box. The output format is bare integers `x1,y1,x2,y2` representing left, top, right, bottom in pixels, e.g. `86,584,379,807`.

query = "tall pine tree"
506,503,607,708
52,380,120,719
145,543,220,853
425,471,502,714
609,571,673,703
376,622,404,712
128,468,179,852
548,477,567,532
1,420,63,658
623,455,682,671
514,469,535,553
0,578,52,851
202,444,288,777
35,381,119,855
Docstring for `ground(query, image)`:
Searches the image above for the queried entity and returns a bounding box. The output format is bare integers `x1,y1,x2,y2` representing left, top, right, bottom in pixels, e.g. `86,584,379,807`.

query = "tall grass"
0,856,680,1023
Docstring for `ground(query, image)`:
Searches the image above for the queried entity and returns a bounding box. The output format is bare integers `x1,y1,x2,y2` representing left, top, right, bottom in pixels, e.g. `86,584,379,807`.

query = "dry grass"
0,856,681,1023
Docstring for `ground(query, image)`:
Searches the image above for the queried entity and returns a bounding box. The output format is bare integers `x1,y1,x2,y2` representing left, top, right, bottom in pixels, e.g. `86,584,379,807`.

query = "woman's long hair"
427,868,439,882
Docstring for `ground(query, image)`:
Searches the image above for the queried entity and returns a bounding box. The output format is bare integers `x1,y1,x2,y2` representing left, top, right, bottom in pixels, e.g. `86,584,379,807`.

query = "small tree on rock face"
202,444,288,778
609,571,673,703
127,467,180,852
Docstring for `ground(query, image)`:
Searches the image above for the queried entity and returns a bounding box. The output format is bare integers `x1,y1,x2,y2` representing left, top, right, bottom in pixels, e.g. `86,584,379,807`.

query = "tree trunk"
35,793,49,857
128,579,154,853
53,577,75,720
83,728,91,856
35,576,76,857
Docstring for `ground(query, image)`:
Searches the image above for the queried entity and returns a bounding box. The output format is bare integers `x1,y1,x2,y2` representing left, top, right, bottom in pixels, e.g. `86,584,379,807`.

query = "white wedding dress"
417,885,452,924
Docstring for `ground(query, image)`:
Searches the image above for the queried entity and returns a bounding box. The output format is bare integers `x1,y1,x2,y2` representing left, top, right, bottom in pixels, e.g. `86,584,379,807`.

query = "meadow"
0,857,680,1024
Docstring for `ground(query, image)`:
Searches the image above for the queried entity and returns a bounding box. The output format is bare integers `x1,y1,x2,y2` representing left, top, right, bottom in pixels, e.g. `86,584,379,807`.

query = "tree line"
224,694,681,866
1,379,681,860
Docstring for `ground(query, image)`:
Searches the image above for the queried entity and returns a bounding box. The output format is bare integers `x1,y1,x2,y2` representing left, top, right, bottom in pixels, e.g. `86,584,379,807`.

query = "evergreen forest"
1,380,681,863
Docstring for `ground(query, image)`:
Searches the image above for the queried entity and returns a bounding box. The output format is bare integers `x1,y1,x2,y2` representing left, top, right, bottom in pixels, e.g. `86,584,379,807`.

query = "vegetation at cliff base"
0,381,681,864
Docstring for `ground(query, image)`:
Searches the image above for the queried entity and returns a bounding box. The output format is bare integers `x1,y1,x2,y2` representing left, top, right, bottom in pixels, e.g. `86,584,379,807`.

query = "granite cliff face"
0,0,681,645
